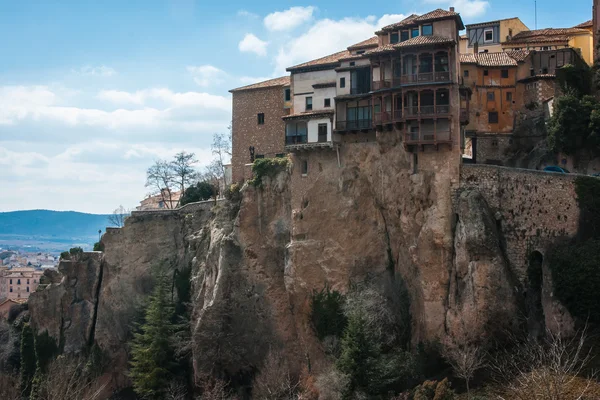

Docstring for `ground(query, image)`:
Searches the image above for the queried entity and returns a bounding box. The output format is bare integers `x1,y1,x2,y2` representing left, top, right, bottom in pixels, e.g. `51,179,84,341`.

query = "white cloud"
1,85,230,132
264,6,315,31
73,65,117,77
186,65,227,87
238,33,268,56
377,14,408,29
237,10,259,19
274,17,383,74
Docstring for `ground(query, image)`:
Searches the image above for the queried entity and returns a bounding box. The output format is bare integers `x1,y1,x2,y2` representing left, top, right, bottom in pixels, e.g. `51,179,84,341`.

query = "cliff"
21,143,582,392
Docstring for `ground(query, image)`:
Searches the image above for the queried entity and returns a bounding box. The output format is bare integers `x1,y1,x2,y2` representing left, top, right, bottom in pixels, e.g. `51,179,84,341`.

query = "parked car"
591,172,600,177
543,166,570,174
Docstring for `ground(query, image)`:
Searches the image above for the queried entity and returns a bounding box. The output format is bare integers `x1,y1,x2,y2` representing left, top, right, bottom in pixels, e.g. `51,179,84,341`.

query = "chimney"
450,6,455,11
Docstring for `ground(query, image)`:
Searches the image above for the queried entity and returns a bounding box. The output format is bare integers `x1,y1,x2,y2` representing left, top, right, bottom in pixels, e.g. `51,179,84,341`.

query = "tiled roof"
287,50,350,72
460,52,517,67
504,49,530,62
505,28,589,44
465,17,525,28
365,35,455,55
347,36,378,50
518,74,557,82
282,110,334,120
377,9,463,33
573,20,592,29
229,76,290,92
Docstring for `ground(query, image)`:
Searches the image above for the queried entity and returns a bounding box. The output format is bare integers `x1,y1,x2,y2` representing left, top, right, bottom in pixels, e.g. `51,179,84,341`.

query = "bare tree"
252,350,300,400
490,325,595,400
196,373,231,400
170,151,199,206
165,380,187,400
108,205,130,228
212,132,232,180
441,325,486,399
146,160,175,208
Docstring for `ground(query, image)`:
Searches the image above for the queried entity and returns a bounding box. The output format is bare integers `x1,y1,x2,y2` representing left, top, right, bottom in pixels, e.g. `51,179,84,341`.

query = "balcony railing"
404,105,450,117
374,111,392,124
336,119,372,131
350,86,371,95
372,80,392,91
405,130,451,144
285,135,308,145
399,72,451,84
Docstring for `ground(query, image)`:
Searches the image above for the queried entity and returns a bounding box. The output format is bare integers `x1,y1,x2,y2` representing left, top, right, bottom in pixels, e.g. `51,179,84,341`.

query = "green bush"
20,323,36,397
59,251,70,260
249,157,290,188
413,379,455,400
310,286,347,340
180,181,214,205
224,183,242,202
548,239,600,323
93,242,104,252
548,94,598,155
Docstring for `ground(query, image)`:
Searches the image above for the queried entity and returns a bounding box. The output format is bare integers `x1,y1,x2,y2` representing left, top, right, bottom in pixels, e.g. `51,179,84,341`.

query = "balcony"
400,72,451,85
350,85,371,95
336,119,372,131
405,130,452,145
372,80,392,91
285,135,307,145
403,105,450,118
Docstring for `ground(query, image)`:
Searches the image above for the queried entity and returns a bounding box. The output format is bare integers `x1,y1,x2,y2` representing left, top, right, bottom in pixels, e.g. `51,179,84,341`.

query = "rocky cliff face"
24,143,569,390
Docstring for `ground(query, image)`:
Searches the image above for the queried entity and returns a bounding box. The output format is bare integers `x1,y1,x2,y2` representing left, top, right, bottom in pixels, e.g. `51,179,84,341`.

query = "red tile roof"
229,76,290,92
504,28,589,45
573,20,592,29
365,35,455,56
286,50,350,72
377,9,463,33
459,52,517,67
504,49,530,62
347,36,378,50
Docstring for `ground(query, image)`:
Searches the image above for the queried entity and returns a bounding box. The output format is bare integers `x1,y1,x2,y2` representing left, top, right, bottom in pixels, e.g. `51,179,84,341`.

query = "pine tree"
129,268,177,399
336,312,379,395
20,323,37,398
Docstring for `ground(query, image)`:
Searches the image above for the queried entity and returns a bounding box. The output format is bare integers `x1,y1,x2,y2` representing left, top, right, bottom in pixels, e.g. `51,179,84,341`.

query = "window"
464,70,469,77
276,153,286,158
487,92,495,101
506,92,513,101
356,50,365,55
158,201,164,208
27,287,29,292
340,77,346,88
284,88,291,101
302,160,308,175
34,279,37,283
501,69,509,78
422,24,433,35
483,69,489,76
9,279,12,284
400,30,409,41
257,113,265,125
324,98,331,107
390,32,399,44
349,61,355,66
542,67,548,74
17,279,20,285
9,287,12,292
484,28,494,42
488,111,498,123
27,279,29,284
305,97,313,111
541,46,550,51
318,123,328,142
508,28,513,37
411,27,419,38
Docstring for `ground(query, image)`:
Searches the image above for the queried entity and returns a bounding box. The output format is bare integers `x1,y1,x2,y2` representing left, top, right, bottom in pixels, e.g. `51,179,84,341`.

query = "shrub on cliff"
548,94,599,155
249,157,290,188
180,181,214,205
310,286,347,341
129,267,178,399
548,239,600,323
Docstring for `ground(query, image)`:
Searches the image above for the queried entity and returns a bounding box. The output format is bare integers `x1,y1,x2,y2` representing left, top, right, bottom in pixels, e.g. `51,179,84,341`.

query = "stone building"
0,267,44,301
460,17,529,54
229,76,291,182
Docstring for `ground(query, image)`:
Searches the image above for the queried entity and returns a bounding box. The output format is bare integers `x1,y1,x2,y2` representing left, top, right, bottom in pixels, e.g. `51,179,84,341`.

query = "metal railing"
403,105,450,117
336,119,372,131
372,80,392,91
285,135,308,145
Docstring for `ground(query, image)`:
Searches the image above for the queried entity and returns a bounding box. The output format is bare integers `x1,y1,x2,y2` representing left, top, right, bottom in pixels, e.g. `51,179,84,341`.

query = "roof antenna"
534,0,537,29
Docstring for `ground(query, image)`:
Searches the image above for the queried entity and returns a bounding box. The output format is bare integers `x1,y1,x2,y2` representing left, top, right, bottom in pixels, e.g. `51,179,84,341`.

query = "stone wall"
232,86,288,182
473,134,513,165
458,164,580,279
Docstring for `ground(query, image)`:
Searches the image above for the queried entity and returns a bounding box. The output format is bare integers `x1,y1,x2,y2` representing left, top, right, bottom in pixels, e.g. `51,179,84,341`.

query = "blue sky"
0,0,592,213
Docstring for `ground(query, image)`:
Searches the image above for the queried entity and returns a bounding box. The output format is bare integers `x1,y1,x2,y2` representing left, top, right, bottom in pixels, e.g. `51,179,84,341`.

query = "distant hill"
0,210,113,253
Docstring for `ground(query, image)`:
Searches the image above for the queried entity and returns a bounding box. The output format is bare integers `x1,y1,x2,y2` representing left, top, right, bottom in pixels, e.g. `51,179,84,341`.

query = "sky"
0,0,592,213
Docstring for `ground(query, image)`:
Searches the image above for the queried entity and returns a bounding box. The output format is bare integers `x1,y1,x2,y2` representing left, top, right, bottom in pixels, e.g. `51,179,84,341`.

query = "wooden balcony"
335,119,372,132
400,71,451,85
405,130,452,145
403,105,450,118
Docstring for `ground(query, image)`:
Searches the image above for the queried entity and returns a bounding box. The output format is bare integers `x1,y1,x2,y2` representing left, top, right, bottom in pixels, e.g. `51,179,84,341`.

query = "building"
0,298,26,319
137,189,182,211
229,76,291,182
461,17,529,54
0,267,44,301
503,27,594,65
